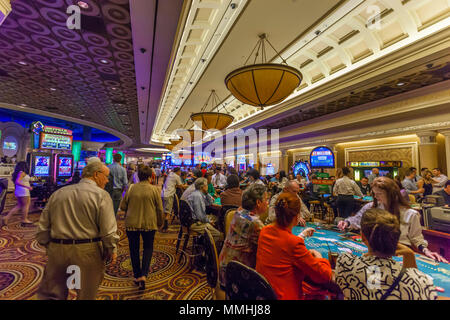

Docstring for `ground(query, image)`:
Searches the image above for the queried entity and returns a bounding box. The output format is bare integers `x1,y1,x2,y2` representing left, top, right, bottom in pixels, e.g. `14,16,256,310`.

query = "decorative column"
280,149,289,173
416,131,438,170
440,130,450,175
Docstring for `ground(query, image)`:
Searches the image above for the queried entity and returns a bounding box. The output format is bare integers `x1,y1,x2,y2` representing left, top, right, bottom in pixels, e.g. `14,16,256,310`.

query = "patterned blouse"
335,253,437,300
218,208,265,287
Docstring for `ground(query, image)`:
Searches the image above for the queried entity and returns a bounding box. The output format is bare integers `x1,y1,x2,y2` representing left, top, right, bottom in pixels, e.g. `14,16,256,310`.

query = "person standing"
1,161,33,227
333,167,363,218
36,162,119,300
154,166,161,185
432,168,448,193
212,167,227,188
418,170,434,198
161,167,186,232
108,153,128,215
120,166,163,290
368,168,380,185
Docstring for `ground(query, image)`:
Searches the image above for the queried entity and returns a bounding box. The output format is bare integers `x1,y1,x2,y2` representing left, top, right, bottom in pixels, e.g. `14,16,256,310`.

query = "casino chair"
218,205,238,234
225,261,277,300
309,200,324,220
224,208,237,236
171,193,180,224
203,229,226,300
176,199,202,269
0,178,8,215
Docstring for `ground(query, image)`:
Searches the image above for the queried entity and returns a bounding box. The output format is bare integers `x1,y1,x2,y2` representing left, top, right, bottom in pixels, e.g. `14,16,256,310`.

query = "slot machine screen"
58,156,73,177
77,161,87,169
183,159,192,166
34,156,51,176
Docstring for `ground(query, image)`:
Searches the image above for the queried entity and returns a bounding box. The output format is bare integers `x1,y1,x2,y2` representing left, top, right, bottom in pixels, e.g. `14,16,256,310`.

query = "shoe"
138,280,145,291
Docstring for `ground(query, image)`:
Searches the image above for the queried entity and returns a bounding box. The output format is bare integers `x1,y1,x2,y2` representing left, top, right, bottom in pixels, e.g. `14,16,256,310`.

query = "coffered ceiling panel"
0,0,139,142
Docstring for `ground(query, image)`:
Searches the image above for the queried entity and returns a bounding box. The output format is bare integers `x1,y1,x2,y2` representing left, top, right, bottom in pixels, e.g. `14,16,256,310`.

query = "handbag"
380,268,406,300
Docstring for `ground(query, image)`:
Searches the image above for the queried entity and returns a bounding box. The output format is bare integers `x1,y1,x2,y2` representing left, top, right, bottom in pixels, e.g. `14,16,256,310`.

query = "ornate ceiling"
154,0,450,143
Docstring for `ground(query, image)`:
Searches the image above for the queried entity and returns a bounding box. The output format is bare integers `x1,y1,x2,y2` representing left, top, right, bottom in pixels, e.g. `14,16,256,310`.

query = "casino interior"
0,0,449,301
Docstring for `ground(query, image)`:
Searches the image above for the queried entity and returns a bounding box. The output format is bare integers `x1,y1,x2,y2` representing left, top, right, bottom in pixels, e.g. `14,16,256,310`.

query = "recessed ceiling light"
77,1,89,9
50,88,56,91
100,59,108,64
18,61,27,65
397,82,405,86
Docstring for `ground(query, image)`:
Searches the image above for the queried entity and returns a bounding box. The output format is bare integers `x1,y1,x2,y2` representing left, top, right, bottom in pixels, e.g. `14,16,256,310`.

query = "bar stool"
309,200,323,220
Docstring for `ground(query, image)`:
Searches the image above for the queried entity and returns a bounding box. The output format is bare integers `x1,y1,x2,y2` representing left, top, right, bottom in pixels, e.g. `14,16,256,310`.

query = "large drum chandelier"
225,33,302,108
190,90,234,131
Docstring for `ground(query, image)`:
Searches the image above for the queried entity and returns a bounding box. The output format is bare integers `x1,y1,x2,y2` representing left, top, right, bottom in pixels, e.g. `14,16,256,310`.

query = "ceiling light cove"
151,0,248,144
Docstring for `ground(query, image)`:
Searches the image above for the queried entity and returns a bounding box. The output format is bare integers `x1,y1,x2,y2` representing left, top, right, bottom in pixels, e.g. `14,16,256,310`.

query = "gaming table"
293,223,450,298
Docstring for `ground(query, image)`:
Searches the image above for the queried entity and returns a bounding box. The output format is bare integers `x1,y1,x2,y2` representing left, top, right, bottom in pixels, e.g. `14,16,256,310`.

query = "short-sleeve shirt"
161,172,182,198
218,208,264,286
335,253,437,300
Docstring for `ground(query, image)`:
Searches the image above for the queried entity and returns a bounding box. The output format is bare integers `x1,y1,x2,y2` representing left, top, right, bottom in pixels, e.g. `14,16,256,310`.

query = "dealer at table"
338,176,447,263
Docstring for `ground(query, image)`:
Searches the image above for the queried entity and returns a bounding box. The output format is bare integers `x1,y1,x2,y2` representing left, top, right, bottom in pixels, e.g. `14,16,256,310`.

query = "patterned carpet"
0,193,212,300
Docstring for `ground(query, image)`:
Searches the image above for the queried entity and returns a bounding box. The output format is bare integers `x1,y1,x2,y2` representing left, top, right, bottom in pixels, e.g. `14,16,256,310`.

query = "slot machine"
55,154,74,185
30,152,52,182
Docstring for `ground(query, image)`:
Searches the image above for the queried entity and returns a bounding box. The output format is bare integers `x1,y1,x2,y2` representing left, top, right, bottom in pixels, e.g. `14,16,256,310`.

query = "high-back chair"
225,261,277,300
203,229,226,300
218,205,238,234
224,209,237,236
176,200,202,269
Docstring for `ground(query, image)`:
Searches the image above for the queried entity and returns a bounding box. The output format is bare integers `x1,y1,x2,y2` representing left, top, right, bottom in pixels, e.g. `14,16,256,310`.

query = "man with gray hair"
36,161,119,300
266,180,310,225
187,177,223,245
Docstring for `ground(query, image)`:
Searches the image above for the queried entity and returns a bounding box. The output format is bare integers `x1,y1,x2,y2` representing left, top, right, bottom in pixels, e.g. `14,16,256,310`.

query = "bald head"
82,162,109,189
284,180,300,194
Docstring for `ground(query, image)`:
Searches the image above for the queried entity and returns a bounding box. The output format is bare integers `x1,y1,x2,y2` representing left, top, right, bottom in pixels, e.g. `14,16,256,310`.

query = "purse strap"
380,268,406,300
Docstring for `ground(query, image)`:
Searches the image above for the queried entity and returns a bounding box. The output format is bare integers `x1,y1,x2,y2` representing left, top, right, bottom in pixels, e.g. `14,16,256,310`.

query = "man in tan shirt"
36,161,119,300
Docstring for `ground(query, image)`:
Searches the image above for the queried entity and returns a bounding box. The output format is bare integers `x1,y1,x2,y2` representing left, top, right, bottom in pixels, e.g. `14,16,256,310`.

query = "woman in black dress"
417,170,433,198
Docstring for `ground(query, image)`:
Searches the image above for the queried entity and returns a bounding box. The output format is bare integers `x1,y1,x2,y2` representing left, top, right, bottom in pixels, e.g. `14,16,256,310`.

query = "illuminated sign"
360,162,380,167
0,0,11,27
40,133,72,150
310,146,335,168
312,179,334,185
43,126,73,136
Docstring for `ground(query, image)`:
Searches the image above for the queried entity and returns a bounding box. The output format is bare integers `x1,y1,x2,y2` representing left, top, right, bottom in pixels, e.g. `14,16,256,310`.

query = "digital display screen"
364,169,390,177
58,156,72,177
77,161,87,169
194,152,211,164
310,146,335,168
40,133,72,150
183,159,192,166
266,166,275,175
171,158,182,166
3,141,16,150
34,156,50,176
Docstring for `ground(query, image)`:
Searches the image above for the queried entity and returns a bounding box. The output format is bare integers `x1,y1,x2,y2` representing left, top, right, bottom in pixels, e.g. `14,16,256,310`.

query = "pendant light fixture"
225,33,302,108
190,90,234,130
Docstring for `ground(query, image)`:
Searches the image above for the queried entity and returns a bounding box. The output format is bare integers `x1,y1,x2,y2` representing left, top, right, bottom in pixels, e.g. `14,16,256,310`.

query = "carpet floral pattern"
0,194,211,300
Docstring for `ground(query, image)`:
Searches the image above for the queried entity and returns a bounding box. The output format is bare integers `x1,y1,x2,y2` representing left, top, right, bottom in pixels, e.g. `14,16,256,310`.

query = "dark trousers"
337,195,356,218
126,230,156,279
111,189,122,215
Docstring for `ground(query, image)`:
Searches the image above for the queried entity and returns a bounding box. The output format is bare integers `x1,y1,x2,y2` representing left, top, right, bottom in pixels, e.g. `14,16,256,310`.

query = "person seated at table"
256,193,332,300
433,180,450,206
187,178,223,246
205,171,218,198
180,170,204,201
338,177,447,262
218,184,267,289
333,167,363,218
212,167,227,189
296,173,307,190
247,169,265,186
220,174,243,208
356,177,371,196
335,208,437,300
266,180,310,226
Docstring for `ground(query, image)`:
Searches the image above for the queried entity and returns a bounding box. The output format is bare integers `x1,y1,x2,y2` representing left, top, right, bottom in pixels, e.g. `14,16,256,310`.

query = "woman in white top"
1,161,34,227
336,208,437,300
338,176,447,263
